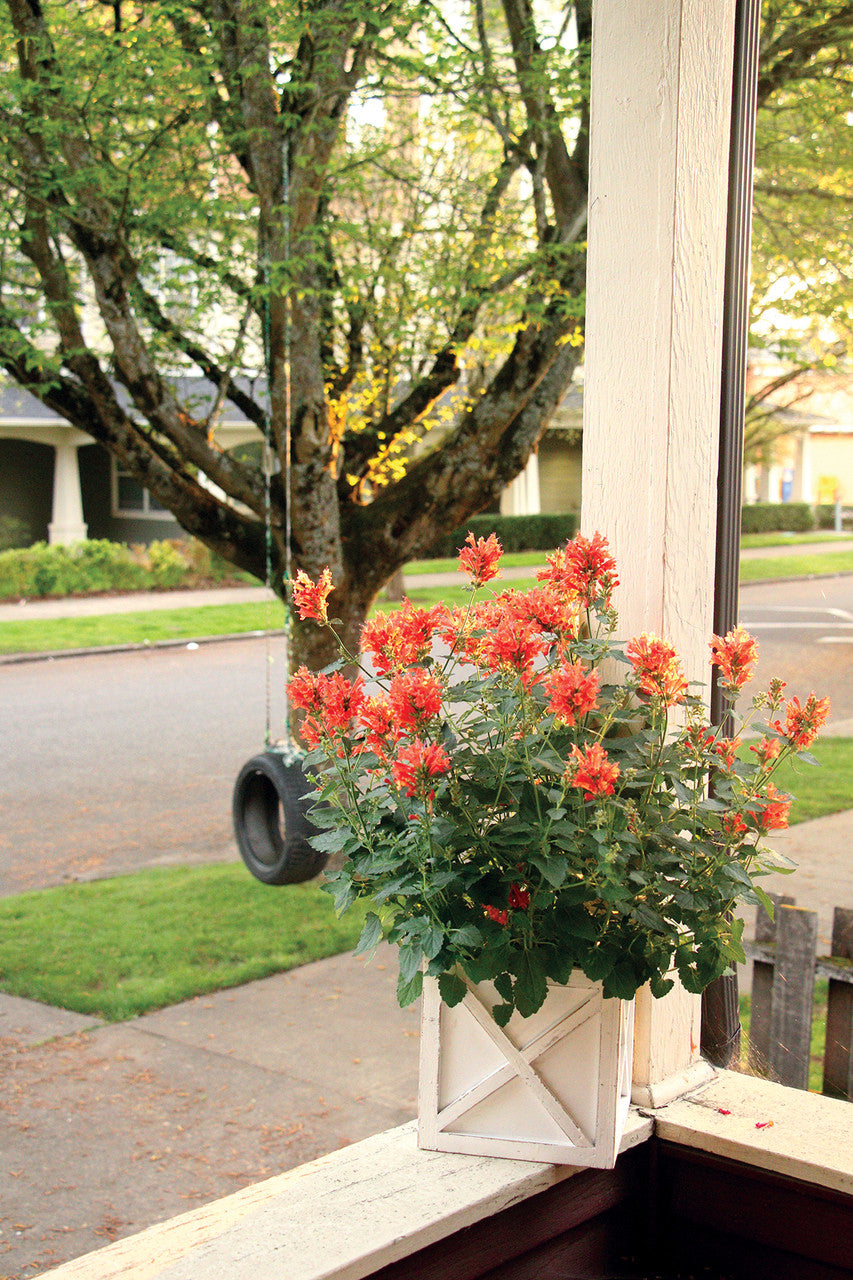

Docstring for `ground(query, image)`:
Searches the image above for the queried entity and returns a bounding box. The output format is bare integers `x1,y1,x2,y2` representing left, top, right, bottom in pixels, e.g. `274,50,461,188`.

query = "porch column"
583,0,737,1105
48,439,88,545
500,452,541,517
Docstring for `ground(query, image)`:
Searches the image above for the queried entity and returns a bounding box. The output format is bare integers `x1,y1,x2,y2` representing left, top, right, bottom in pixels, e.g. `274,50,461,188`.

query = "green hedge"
426,512,579,559
0,538,256,601
740,503,815,534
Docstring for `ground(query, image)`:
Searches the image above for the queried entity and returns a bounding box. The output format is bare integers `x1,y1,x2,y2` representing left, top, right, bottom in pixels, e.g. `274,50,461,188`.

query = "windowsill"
39,1072,852,1279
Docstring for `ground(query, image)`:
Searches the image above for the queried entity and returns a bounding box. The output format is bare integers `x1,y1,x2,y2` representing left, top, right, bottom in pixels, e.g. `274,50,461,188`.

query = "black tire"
232,751,328,885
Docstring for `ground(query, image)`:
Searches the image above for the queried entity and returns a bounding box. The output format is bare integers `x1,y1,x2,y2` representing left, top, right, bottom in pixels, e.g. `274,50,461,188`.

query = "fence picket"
823,908,853,1101
748,893,792,1075
768,905,819,1089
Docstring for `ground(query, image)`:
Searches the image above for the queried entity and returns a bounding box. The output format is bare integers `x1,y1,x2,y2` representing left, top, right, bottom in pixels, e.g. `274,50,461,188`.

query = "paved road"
738,576,853,724
0,636,286,896
1,577,849,899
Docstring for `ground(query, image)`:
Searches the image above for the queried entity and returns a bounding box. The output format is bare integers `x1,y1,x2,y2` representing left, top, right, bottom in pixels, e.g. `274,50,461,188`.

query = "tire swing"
232,138,326,887
232,748,326,886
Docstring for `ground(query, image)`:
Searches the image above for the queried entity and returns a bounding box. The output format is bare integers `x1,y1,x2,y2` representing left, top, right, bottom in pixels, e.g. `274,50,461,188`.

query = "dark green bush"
740,502,815,534
814,504,851,531
426,512,579,559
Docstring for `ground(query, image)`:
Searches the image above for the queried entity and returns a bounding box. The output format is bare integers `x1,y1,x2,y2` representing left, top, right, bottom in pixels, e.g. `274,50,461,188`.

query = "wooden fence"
743,895,853,1099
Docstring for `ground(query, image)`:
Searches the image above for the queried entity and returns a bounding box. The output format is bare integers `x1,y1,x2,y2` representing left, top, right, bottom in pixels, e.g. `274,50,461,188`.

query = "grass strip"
0,601,283,655
769,737,853,825
0,865,367,1021
1,550,850,656
740,550,853,582
741,532,852,549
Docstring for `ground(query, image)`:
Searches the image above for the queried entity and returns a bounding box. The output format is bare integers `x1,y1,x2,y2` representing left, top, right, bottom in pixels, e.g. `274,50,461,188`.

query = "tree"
0,0,589,670
746,0,852,461
1,1,849,671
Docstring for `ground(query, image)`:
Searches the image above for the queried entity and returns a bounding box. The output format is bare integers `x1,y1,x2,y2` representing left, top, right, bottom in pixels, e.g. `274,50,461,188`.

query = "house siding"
0,438,54,544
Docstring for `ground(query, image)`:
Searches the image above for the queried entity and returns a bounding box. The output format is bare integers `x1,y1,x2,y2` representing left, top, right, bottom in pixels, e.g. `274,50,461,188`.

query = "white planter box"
418,971,634,1168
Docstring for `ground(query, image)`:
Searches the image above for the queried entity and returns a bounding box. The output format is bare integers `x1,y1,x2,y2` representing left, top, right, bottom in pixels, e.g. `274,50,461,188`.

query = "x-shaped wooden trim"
437,982,603,1148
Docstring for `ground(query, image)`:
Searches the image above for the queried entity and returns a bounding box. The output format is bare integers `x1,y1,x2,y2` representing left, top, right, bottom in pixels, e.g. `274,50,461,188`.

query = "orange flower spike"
544,661,600,726
749,736,781,767
714,737,741,770
291,567,334,624
458,531,503,586
566,742,620,800
710,625,759,692
752,783,792,833
387,668,444,733
782,693,831,750
627,632,688,705
539,531,619,608
391,739,451,800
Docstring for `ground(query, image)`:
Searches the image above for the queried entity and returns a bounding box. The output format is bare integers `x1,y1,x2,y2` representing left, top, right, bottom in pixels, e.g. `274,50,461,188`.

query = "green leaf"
397,968,423,1008
451,924,483,949
422,923,444,961
398,940,423,987
322,874,357,916
354,911,383,957
492,1002,514,1027
512,950,547,1017
438,971,468,1007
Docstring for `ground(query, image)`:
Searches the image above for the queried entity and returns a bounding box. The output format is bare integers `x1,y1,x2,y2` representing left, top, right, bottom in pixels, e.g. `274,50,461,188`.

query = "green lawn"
0,865,368,1021
740,532,852,549
770,737,853,825
740,549,853,582
3,545,850,656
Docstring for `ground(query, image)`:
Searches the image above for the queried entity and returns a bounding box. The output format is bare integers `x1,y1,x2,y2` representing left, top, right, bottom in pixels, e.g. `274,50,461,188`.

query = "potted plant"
287,532,829,1166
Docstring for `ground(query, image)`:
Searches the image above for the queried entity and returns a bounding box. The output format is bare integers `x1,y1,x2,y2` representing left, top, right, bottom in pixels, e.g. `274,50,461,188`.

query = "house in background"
0,375,585,548
0,379,261,548
743,355,853,506
3,355,846,548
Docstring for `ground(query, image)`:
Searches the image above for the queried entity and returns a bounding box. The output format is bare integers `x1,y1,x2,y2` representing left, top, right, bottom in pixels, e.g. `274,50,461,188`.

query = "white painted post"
583,0,737,1106
48,438,88,545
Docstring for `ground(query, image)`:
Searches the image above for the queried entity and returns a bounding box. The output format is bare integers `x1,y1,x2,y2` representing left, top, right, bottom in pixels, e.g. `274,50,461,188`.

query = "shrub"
740,502,814,534
814,504,851,531
426,512,579,559
146,540,189,588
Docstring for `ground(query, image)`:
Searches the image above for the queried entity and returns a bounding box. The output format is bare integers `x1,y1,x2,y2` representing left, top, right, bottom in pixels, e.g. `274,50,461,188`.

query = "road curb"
0,627,287,666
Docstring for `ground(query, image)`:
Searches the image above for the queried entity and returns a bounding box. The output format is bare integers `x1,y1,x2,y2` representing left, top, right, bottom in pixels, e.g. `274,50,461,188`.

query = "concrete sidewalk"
0,948,420,1280
2,807,852,1279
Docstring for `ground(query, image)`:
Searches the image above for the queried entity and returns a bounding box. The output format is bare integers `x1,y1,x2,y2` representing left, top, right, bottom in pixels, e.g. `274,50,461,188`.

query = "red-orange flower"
289,671,365,747
714,737,741,770
748,783,792,833
458,532,503,586
478,616,549,686
391,739,451,799
356,695,400,761
749,736,781,767
627,632,687,705
544,661,600,726
508,882,531,911
538,532,619,608
360,601,445,674
778,693,831,750
710,625,759,692
566,742,620,800
388,668,444,732
484,904,509,925
291,568,333,624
